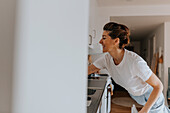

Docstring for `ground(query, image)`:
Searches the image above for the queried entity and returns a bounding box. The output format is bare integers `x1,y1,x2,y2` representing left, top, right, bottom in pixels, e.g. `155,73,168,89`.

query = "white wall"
98,5,170,17
88,0,109,74
12,0,89,113
140,22,170,105
153,24,164,56
0,0,15,113
164,22,170,101
88,0,103,54
89,0,97,33
153,24,164,87
140,24,166,97
143,24,164,80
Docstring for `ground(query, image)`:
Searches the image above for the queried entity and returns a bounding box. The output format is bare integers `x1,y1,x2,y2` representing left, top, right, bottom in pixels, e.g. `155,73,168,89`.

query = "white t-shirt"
93,49,152,96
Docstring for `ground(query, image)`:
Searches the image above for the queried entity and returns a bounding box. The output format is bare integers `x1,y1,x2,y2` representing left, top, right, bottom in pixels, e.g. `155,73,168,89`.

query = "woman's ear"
114,38,120,45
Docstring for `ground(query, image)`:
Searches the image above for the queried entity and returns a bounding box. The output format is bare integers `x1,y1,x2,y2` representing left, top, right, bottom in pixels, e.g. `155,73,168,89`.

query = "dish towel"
131,104,138,113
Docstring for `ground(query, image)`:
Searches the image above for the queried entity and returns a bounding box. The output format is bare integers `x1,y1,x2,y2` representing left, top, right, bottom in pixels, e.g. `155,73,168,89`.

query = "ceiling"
97,0,170,41
97,0,170,7
110,16,170,41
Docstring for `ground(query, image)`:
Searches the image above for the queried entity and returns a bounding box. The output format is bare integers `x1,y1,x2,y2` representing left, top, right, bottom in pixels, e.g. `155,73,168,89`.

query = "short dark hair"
103,22,130,49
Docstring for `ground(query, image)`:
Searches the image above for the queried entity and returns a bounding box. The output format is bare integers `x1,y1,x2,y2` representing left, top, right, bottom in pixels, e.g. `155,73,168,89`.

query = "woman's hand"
88,64,100,75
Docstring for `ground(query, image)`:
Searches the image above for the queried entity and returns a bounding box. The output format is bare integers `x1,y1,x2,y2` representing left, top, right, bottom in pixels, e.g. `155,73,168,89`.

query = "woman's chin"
103,49,107,53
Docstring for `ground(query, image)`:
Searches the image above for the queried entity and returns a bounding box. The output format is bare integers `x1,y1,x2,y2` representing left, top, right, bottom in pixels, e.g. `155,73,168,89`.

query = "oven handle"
107,84,112,113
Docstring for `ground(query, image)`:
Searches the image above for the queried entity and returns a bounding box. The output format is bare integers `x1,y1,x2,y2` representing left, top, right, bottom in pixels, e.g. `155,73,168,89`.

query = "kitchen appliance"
87,97,92,107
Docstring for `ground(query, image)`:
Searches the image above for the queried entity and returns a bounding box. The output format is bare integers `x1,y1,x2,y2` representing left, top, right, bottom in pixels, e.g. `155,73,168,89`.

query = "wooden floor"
110,91,141,113
111,103,131,113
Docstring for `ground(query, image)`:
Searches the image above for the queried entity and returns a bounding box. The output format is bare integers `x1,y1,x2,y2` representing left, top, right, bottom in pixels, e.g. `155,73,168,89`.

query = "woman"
88,22,170,113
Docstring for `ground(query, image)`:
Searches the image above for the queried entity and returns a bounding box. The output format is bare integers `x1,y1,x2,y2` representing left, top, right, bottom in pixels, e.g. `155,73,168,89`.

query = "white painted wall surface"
0,0,15,113
88,0,103,54
144,24,164,82
89,0,97,34
12,0,89,113
88,0,109,74
154,24,164,54
140,24,166,101
98,5,170,17
153,24,164,86
164,22,170,103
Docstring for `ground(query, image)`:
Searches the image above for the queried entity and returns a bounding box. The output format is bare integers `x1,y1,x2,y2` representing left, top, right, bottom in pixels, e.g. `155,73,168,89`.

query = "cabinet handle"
108,84,113,96
89,35,92,45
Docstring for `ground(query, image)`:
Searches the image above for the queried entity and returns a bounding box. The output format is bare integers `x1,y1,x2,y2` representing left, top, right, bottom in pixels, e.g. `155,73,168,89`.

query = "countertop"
87,75,108,113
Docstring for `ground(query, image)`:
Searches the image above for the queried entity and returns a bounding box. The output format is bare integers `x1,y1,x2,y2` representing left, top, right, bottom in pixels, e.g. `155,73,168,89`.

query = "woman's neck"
108,48,125,65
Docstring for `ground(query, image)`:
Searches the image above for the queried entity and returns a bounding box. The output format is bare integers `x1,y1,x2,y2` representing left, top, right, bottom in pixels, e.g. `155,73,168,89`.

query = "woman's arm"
139,73,163,113
88,64,100,75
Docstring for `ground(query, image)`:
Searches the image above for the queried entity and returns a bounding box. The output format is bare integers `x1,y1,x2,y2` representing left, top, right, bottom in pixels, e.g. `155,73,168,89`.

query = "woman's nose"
99,39,102,44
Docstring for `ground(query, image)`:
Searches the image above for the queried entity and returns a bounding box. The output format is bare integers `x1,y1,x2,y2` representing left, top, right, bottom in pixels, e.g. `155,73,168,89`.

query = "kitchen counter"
87,75,108,113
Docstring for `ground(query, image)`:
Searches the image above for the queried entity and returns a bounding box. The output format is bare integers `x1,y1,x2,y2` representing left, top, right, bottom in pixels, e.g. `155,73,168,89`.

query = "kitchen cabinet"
88,34,94,49
88,29,103,55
